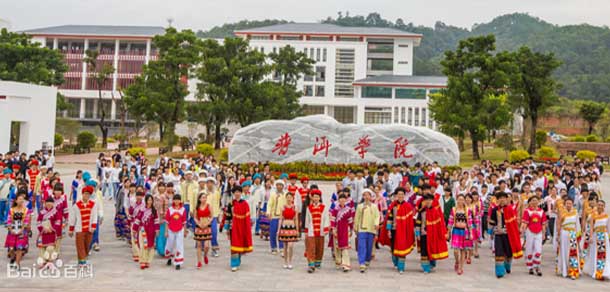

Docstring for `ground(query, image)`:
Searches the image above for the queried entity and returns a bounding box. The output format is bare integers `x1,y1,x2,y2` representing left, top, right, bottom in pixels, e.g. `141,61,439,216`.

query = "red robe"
227,199,253,254
502,205,523,259
382,200,415,257
420,205,448,260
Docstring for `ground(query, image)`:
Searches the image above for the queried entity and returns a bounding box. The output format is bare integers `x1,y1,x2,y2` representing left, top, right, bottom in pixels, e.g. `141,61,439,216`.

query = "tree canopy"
579,101,607,135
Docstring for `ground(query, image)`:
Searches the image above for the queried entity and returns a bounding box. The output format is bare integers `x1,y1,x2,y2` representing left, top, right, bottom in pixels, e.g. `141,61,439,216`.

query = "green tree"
579,101,607,134
84,50,115,148
430,35,512,160
0,28,67,86
77,131,97,149
268,45,314,87
124,27,202,146
508,46,561,153
56,92,73,112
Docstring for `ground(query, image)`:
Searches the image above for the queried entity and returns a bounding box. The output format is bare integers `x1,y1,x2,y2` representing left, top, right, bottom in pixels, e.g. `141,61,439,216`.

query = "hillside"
197,12,610,102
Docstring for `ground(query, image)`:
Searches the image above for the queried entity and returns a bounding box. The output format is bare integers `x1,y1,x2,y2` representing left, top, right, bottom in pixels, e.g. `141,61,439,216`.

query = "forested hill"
197,13,610,102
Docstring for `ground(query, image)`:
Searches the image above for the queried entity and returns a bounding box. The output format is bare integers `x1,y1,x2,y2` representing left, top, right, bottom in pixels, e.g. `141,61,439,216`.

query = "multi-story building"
235,23,446,129
23,25,165,128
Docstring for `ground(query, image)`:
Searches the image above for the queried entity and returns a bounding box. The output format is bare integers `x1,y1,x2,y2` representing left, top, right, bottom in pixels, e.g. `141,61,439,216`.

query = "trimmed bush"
576,150,597,161
536,146,558,159
107,137,116,143
77,131,96,149
571,135,586,142
54,133,63,148
220,148,229,161
196,143,214,156
606,136,610,143
127,147,146,156
535,130,547,147
509,150,530,162
585,134,601,142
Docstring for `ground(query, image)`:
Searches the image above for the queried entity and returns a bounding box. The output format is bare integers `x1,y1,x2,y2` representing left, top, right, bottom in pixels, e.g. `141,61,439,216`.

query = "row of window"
362,87,437,99
251,46,327,63
62,98,131,120
365,106,432,127
304,66,326,82
249,35,361,42
303,85,325,97
58,76,136,90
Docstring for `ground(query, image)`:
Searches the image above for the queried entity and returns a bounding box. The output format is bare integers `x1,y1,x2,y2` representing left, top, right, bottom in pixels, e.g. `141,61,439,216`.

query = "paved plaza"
0,158,608,292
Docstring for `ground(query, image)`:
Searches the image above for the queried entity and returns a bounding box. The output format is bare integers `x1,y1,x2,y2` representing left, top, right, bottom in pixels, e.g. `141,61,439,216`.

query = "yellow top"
354,202,380,234
205,188,221,218
267,190,286,219
180,180,198,207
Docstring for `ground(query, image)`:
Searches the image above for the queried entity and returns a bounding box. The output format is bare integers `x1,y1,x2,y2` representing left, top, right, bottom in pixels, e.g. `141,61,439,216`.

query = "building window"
84,99,95,119
302,105,324,115
408,107,413,125
251,35,270,40
334,106,355,124
334,49,355,97
303,47,307,54
316,48,321,62
260,47,265,54
66,98,81,118
310,36,331,41
309,48,314,59
398,44,409,48
278,35,301,41
394,107,399,123
323,48,327,62
414,108,420,126
421,108,427,127
338,37,360,42
362,86,392,98
303,85,313,96
273,47,277,54
315,86,325,97
397,61,408,65
98,99,112,119
395,88,426,99
368,43,393,53
315,66,325,82
368,59,393,71
364,107,392,124
401,107,406,124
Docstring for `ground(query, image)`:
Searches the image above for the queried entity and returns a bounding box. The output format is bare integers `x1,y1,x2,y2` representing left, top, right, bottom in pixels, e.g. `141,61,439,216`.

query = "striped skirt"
278,220,299,242
451,228,467,250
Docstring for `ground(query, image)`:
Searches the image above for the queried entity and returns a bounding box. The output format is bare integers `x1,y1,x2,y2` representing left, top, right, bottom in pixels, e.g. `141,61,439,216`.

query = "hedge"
536,146,558,160
54,133,63,148
585,134,601,142
220,148,229,161
196,143,215,156
127,147,146,156
571,135,586,142
576,150,597,161
509,150,530,162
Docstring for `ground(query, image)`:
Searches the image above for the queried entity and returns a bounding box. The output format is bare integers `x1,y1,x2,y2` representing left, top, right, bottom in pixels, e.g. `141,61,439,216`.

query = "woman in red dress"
222,186,253,272
278,192,299,270
194,192,213,269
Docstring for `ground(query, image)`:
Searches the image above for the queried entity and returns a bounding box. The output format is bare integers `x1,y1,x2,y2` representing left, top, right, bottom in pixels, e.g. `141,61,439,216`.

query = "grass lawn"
459,142,510,168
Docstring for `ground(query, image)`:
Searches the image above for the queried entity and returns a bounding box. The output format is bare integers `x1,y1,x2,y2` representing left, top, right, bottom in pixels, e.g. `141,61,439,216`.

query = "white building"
235,23,446,128
22,25,165,129
0,81,57,154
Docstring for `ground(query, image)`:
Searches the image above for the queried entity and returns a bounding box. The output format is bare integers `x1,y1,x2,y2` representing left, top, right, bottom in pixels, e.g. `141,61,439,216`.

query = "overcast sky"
2,0,609,31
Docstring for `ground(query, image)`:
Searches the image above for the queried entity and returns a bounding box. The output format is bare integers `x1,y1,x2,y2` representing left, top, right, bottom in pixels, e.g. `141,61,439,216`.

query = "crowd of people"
1,149,609,281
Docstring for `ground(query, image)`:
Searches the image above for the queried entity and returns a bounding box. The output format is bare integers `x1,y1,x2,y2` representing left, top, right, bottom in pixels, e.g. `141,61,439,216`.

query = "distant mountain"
197,13,610,102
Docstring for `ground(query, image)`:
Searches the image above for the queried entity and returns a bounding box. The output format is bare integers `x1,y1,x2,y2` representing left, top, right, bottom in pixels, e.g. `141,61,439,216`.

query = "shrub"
76,131,96,149
196,143,214,156
535,130,547,147
571,135,586,142
127,147,146,156
54,133,63,147
536,146,558,159
509,150,530,162
113,133,127,143
576,150,597,161
585,134,600,142
220,148,229,162
606,136,610,143
107,137,116,143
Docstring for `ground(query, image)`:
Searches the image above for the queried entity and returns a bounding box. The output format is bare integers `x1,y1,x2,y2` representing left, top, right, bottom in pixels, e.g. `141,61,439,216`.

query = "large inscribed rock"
229,115,459,165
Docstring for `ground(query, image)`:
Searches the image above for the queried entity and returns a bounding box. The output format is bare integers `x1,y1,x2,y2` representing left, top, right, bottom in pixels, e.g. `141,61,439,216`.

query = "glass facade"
364,107,392,124
362,86,392,98
368,59,393,71
334,106,355,124
396,88,427,99
302,105,324,115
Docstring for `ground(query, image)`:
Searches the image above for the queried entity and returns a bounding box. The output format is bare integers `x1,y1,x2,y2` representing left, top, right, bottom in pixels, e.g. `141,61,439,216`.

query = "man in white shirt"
388,164,403,194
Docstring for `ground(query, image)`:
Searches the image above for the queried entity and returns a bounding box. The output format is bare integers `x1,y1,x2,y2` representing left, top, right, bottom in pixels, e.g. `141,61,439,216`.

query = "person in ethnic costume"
416,194,448,274
382,187,415,274
129,190,145,262
268,180,286,254
51,183,69,254
447,194,472,275
489,192,523,278
5,191,31,269
304,189,330,273
354,189,380,273
331,193,355,272
68,185,98,266
203,177,221,257
153,182,170,256
258,180,272,240
520,196,546,276
36,197,62,269
583,200,610,280
555,197,581,280
134,195,159,269
278,192,299,269
194,192,213,269
165,194,186,270
223,185,253,272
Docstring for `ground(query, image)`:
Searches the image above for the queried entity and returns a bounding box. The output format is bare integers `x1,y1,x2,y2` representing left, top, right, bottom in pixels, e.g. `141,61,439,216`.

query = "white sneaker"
288,265,293,270
283,264,288,269
231,267,238,272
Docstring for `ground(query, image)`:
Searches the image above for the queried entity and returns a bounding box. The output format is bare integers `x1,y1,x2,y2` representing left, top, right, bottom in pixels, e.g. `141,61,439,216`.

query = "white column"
145,39,151,64
52,38,58,49
113,39,119,91
93,99,98,119
82,39,89,90
79,98,85,119
110,100,117,121
426,108,430,128
390,106,395,124
323,105,329,115
357,105,365,124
